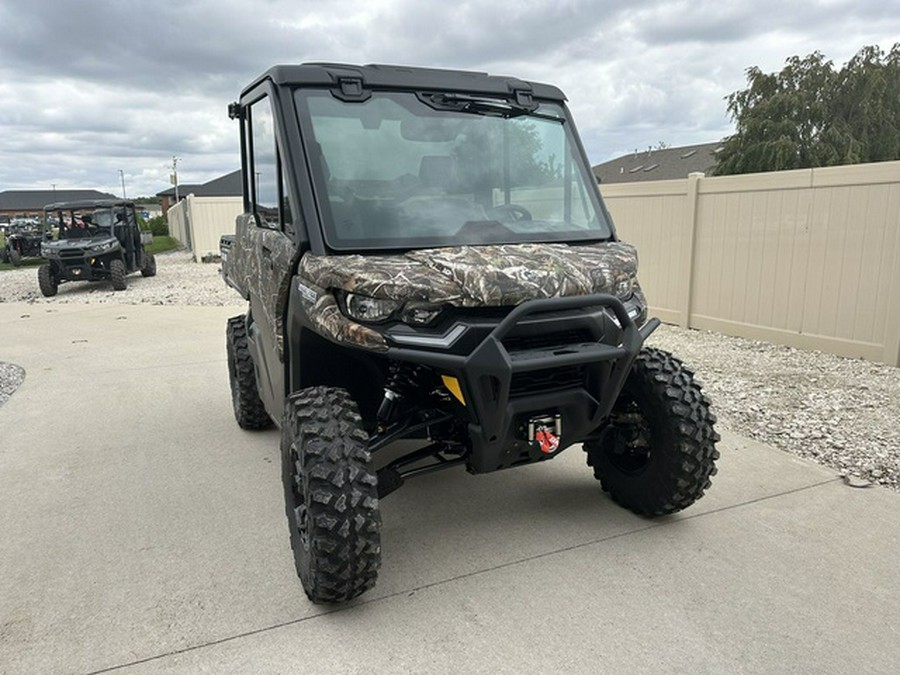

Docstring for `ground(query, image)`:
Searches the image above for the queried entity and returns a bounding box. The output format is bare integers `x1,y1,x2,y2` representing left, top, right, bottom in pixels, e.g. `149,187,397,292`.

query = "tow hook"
528,414,562,454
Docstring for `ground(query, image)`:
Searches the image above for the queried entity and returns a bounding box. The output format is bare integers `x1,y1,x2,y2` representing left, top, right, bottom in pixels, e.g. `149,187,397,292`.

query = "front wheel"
282,386,382,604
110,259,127,290
38,264,58,297
585,347,720,516
9,249,22,266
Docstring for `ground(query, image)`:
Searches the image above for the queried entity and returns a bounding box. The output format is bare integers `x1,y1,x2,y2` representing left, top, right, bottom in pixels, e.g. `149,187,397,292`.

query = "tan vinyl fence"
167,195,243,262
600,161,900,367
166,199,190,250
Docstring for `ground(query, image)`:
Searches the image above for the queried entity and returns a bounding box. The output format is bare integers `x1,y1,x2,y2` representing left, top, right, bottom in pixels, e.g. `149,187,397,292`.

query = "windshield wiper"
424,93,564,122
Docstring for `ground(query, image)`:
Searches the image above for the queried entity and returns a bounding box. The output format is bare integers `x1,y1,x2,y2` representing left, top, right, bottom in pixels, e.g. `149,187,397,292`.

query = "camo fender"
294,278,388,351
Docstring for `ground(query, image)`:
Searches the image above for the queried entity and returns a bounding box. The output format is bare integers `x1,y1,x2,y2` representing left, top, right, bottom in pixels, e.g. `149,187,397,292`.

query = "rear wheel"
282,386,382,604
9,249,22,267
110,259,127,290
585,347,720,516
225,314,272,430
38,264,58,297
141,252,157,277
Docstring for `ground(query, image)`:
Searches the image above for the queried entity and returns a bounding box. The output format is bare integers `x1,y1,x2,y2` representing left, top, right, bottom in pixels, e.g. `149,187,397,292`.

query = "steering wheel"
487,203,532,223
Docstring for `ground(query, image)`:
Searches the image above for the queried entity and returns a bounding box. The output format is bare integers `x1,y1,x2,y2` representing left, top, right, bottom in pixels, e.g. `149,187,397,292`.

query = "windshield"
295,91,612,250
44,207,126,240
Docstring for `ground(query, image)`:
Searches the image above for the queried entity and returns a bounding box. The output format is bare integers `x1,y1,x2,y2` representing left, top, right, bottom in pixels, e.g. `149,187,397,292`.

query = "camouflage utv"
220,63,720,604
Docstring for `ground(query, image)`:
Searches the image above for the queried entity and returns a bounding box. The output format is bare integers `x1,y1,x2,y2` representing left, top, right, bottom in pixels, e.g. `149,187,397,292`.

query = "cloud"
0,0,898,197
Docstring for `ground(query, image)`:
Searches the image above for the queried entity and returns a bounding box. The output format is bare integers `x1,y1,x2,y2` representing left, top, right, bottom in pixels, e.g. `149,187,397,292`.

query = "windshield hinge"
227,102,243,120
334,77,371,102
513,89,536,111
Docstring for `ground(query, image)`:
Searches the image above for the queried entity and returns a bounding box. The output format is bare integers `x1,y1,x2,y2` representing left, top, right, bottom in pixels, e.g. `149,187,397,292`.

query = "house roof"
156,183,201,198
156,170,242,198
592,142,723,184
0,189,118,211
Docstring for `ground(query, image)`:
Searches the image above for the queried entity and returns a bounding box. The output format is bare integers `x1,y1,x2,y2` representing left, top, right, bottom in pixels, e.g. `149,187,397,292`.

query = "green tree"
714,44,900,175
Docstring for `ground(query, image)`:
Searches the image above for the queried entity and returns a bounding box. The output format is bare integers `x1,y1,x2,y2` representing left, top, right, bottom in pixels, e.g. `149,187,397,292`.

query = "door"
244,93,298,416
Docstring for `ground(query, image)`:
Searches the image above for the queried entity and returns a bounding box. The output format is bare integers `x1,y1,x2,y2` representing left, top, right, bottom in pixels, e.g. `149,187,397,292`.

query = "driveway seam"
83,476,840,675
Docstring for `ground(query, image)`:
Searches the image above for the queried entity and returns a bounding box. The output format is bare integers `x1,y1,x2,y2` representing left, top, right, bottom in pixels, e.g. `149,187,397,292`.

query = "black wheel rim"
607,397,653,474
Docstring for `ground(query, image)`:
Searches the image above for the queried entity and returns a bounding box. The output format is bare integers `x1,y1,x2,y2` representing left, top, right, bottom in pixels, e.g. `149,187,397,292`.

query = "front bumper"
52,253,108,281
386,294,658,473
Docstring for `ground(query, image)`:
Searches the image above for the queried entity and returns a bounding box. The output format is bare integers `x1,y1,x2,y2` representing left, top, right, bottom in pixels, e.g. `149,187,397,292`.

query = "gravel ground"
646,326,900,491
0,251,240,306
2,250,898,490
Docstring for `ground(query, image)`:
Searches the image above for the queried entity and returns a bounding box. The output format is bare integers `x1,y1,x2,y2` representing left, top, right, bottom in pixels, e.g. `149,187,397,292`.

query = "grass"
144,235,179,255
0,257,44,271
0,234,180,271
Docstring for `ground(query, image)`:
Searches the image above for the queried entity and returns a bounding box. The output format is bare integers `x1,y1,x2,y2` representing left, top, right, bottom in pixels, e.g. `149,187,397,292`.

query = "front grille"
510,365,586,397
60,248,86,260
502,328,593,352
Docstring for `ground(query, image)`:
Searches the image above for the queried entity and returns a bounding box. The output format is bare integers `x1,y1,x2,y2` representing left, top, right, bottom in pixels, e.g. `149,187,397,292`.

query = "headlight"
344,292,401,323
89,243,112,253
399,303,443,326
614,276,634,299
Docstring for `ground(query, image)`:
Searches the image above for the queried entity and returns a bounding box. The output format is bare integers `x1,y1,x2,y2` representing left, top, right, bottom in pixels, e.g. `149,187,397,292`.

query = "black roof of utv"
242,63,568,102
44,199,136,211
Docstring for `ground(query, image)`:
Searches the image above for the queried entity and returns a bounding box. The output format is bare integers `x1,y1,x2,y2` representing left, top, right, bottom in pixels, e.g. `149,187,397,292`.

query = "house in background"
136,203,163,219
0,189,117,219
156,170,242,212
592,142,723,184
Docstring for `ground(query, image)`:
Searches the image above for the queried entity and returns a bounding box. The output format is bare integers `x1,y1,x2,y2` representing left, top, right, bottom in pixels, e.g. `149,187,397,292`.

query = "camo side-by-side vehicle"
38,199,156,296
220,63,720,603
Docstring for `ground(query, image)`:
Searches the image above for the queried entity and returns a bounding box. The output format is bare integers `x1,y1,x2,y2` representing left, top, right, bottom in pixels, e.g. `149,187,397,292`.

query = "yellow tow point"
441,375,466,406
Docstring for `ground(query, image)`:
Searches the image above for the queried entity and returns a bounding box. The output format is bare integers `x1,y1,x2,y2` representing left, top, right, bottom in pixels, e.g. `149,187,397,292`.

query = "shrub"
144,215,169,236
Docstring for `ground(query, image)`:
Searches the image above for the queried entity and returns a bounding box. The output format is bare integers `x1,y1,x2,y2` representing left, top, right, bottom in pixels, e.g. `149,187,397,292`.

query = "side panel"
228,212,298,417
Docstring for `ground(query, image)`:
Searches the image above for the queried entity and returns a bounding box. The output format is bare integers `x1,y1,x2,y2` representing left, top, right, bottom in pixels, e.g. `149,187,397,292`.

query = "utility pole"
171,156,181,203
118,170,127,199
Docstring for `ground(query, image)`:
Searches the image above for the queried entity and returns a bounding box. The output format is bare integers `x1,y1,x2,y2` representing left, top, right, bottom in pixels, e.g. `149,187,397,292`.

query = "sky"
1,0,898,199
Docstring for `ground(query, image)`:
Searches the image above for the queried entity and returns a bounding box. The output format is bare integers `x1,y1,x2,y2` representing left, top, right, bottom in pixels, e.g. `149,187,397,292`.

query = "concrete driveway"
1,302,898,674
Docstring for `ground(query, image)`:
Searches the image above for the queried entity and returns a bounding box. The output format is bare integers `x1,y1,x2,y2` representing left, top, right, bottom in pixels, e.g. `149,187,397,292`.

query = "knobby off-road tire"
38,264,58,297
585,347,720,516
282,387,382,604
141,252,157,277
225,315,272,430
110,259,127,290
9,249,22,267
0,248,8,263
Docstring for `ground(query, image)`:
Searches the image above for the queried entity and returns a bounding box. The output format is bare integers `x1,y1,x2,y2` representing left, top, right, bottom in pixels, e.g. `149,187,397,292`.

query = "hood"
48,235,118,248
300,241,638,307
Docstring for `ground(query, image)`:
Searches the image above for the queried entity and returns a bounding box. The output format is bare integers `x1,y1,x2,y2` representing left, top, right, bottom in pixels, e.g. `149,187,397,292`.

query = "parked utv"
1,218,43,266
220,63,720,604
38,199,156,296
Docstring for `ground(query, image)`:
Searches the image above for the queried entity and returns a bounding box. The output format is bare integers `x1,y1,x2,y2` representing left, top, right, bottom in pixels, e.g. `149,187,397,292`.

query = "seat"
418,155,456,190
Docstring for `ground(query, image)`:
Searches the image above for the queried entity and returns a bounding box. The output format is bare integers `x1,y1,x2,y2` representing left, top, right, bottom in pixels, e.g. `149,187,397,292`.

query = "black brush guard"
386,294,659,474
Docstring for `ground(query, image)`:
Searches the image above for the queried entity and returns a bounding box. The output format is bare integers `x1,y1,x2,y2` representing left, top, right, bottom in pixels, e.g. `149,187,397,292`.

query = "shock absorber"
377,362,427,424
